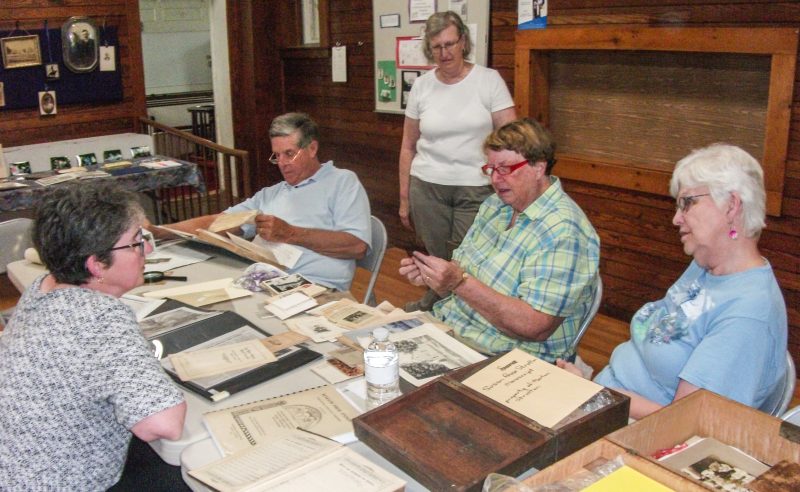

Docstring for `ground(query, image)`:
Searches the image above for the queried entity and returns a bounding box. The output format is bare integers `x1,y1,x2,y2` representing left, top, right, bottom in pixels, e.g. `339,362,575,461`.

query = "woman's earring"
728,226,738,240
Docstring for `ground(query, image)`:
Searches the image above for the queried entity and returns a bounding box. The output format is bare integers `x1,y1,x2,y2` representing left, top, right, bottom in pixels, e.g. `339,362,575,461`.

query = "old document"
189,430,405,492
462,349,602,428
208,210,258,232
203,385,360,456
170,339,277,381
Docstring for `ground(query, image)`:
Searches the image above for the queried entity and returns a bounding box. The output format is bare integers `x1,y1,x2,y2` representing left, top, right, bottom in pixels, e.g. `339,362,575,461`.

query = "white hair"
670,143,766,237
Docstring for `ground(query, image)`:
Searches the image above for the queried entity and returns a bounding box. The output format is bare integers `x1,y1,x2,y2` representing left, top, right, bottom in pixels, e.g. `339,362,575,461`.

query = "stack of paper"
265,292,317,319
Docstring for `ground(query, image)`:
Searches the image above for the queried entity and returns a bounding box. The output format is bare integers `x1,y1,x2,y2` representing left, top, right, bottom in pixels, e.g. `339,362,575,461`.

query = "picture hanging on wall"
1,35,42,69
0,82,5,107
62,16,98,73
45,63,60,80
39,90,57,115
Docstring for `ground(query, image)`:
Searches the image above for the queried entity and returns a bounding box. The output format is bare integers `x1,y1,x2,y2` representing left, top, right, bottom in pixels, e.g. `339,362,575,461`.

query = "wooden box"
523,390,800,490
353,359,630,492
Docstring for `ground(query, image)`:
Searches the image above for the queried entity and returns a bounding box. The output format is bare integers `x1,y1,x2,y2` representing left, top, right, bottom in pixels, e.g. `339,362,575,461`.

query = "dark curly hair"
32,181,144,285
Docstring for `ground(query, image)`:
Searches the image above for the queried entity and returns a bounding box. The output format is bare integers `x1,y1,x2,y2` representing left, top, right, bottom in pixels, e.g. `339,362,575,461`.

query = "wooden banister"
138,117,251,222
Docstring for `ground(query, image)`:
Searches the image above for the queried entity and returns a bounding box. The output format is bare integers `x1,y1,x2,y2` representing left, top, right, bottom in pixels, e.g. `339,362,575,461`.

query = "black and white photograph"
684,456,756,492
139,307,219,340
401,70,420,110
391,324,485,386
39,91,57,116
130,145,152,158
262,273,312,295
62,16,98,73
1,34,42,69
45,63,60,80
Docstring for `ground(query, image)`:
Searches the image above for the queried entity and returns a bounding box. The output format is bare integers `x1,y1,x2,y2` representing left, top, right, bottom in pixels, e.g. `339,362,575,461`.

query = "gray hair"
670,143,766,237
33,181,144,285
269,112,319,149
423,11,472,63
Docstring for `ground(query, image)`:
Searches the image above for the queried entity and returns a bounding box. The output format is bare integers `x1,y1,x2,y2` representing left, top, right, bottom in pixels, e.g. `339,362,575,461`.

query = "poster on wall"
518,0,547,30
377,60,397,102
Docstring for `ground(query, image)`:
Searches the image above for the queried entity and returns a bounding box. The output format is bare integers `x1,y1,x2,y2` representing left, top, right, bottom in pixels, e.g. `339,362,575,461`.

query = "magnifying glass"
143,271,188,284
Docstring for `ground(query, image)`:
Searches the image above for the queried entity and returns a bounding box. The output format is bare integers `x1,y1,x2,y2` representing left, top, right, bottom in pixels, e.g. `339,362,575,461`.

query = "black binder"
147,299,321,401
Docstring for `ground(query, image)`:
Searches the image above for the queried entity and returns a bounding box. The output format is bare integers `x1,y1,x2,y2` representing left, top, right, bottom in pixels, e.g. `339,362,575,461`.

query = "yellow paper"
208,210,258,232
461,348,602,428
583,466,674,491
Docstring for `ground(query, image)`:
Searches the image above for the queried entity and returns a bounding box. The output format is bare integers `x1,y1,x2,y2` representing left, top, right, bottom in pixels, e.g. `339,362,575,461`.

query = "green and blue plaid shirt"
433,176,600,362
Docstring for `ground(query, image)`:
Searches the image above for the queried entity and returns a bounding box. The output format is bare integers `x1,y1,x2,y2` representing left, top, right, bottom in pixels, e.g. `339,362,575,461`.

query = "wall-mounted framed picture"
0,81,5,107
62,16,98,73
1,35,42,69
39,91,57,115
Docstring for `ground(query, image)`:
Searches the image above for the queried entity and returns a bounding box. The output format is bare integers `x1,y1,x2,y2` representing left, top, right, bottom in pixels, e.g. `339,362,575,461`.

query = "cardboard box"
523,390,800,490
353,359,629,492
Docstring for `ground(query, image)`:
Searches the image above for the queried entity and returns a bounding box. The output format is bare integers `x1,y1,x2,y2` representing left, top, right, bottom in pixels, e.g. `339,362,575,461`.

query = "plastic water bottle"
364,327,400,409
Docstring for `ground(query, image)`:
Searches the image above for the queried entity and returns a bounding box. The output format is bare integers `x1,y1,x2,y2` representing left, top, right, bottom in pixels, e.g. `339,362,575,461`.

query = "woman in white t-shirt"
399,10,516,311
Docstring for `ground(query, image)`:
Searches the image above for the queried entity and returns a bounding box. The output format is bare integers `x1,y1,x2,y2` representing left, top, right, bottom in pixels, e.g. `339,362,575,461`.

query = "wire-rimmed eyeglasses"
108,229,150,256
431,35,463,54
676,193,710,213
268,148,304,165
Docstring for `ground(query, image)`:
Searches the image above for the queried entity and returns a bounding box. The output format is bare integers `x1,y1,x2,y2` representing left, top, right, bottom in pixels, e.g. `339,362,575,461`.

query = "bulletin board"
372,0,490,114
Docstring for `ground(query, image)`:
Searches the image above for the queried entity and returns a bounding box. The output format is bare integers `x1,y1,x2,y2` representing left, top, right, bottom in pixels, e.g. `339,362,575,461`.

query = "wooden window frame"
514,27,798,215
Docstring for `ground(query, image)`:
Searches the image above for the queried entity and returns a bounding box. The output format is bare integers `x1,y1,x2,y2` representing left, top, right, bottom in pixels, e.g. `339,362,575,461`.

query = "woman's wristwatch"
452,271,469,293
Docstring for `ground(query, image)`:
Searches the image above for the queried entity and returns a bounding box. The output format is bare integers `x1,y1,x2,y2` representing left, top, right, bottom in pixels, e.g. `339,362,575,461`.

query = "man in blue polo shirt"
162,112,371,291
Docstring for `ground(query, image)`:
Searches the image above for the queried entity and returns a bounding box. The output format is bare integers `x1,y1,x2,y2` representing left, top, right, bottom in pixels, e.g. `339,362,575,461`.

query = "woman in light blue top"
559,143,787,419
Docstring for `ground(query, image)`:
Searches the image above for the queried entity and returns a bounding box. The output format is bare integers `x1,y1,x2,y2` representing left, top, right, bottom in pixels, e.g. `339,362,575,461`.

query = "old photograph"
391,324,485,386
39,91,57,116
62,17,98,72
262,273,312,295
139,307,219,339
1,35,42,69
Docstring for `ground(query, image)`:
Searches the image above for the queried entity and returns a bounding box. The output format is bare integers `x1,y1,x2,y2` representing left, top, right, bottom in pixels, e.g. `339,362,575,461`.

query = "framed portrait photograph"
45,63,60,80
39,91,57,116
1,35,42,69
62,16,98,73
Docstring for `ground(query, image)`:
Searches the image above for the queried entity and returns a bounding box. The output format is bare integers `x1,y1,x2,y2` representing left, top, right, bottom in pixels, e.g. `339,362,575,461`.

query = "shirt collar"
520,176,561,220
282,160,333,189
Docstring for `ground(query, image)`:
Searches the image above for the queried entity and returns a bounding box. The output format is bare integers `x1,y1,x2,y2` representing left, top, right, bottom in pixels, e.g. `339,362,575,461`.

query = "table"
0,157,203,213
6,242,430,490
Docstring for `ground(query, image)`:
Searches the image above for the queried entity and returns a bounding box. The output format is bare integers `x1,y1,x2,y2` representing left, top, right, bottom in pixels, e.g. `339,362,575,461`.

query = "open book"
189,429,405,492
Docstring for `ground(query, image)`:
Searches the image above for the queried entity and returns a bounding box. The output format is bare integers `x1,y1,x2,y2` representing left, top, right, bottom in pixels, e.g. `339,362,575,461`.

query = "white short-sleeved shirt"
405,64,514,186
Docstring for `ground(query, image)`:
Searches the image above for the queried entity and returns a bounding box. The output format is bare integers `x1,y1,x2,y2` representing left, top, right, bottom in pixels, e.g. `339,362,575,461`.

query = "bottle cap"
373,327,389,341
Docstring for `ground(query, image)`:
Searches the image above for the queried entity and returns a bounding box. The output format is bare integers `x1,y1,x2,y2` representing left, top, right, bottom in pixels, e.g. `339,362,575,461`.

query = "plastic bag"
233,262,287,291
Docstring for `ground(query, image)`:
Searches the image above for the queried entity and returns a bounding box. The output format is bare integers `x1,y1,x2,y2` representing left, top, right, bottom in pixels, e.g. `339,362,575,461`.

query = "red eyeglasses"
481,159,529,177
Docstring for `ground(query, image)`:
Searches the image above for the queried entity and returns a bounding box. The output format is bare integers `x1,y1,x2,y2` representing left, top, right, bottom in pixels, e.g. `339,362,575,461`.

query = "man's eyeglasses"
481,159,529,177
676,193,710,213
109,229,149,256
431,35,462,54
268,148,303,165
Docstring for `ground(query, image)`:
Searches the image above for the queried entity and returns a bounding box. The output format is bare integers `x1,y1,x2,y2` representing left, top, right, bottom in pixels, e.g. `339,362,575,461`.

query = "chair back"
356,216,387,306
0,218,34,274
760,350,796,417
569,276,603,353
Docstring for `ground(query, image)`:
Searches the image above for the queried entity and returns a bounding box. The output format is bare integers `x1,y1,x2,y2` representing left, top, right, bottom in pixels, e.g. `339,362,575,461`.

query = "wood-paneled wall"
258,0,800,371
0,0,145,146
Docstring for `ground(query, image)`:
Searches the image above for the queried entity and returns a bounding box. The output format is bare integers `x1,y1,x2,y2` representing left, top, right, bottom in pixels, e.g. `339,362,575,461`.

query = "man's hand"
255,214,296,242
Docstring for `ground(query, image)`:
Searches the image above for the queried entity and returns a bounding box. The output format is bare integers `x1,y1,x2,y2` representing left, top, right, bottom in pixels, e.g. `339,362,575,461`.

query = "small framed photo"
380,14,401,28
50,156,72,170
1,35,42,69
76,153,98,167
62,16,98,73
45,63,60,80
10,161,32,175
130,146,152,158
38,91,57,116
103,149,123,162
0,82,5,108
